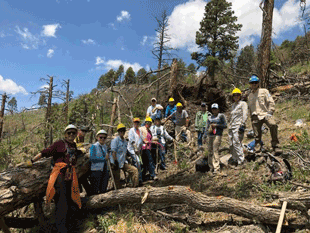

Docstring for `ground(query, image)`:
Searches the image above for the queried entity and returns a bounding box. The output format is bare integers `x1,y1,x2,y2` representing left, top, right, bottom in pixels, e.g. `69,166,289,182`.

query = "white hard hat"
211,103,219,109
64,124,78,133
96,129,108,136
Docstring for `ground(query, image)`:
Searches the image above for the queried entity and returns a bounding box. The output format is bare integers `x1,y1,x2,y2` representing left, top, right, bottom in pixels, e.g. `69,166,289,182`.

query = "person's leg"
175,125,181,141
112,169,122,189
146,149,156,178
251,115,263,149
232,129,244,164
89,171,101,195
100,165,109,193
207,136,215,172
54,175,69,233
264,116,279,148
141,150,148,181
197,131,203,147
78,170,92,196
213,136,222,172
123,164,139,187
159,145,166,170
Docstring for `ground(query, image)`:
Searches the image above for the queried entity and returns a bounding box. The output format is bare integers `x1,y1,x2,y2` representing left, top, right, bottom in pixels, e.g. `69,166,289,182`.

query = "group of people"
25,74,279,232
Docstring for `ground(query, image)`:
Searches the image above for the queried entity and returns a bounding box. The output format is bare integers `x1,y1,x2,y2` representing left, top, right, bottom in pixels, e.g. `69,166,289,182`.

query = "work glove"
265,112,273,120
239,125,245,133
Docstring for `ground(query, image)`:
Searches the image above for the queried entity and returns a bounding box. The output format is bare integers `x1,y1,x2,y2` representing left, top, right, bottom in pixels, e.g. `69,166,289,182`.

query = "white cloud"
40,84,49,89
95,57,142,73
0,75,28,95
42,24,61,37
117,11,131,22
167,0,301,51
146,64,150,71
47,49,54,58
141,36,148,46
82,39,96,45
15,26,41,49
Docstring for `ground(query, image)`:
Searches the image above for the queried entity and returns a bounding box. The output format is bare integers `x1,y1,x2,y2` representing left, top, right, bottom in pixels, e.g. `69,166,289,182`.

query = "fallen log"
0,153,90,217
86,186,281,224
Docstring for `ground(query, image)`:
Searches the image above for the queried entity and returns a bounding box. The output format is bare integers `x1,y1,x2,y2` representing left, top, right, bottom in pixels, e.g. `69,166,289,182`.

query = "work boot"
228,157,238,166
273,146,282,156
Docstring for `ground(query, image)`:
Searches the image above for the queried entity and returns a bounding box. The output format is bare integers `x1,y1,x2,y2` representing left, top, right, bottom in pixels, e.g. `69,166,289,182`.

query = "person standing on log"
29,124,82,233
203,103,227,175
150,117,174,170
89,130,109,195
146,97,164,122
165,98,176,123
195,102,211,147
110,124,139,188
127,118,143,185
140,117,158,181
228,88,248,166
247,75,280,152
165,102,189,142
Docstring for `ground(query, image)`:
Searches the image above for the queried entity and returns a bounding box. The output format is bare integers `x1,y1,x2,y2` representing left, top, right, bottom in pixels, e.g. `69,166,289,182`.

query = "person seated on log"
195,102,211,148
150,116,174,170
127,118,143,185
228,88,248,167
165,97,176,123
165,102,189,142
109,123,139,189
146,97,164,122
202,103,227,176
29,124,83,233
140,117,158,181
247,75,280,153
89,130,109,195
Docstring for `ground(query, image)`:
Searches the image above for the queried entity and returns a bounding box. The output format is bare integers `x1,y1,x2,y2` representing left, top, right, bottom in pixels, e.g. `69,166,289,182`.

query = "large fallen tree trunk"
0,153,90,217
86,186,281,224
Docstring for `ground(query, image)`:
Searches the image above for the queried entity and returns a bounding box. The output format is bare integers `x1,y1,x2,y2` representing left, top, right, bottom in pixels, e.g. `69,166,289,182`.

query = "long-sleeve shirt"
90,142,107,171
150,125,173,145
127,127,143,154
110,136,128,169
195,111,211,132
165,105,176,118
229,101,248,129
204,113,227,137
248,88,275,120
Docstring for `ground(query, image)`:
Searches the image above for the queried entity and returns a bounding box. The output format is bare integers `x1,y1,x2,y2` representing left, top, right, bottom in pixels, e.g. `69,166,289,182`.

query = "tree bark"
107,97,117,137
258,0,274,88
86,186,281,224
64,79,70,124
168,59,178,100
0,93,7,142
44,76,54,148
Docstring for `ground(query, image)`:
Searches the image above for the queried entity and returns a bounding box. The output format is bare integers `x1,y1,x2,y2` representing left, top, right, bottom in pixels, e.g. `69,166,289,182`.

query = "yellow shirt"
248,88,275,120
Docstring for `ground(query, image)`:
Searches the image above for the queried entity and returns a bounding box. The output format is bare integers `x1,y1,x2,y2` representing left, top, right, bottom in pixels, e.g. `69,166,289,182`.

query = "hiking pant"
228,128,244,164
152,143,166,169
197,131,203,147
129,151,143,183
175,125,190,142
89,166,109,195
112,164,139,189
208,135,222,172
142,149,156,180
251,115,279,147
54,175,79,233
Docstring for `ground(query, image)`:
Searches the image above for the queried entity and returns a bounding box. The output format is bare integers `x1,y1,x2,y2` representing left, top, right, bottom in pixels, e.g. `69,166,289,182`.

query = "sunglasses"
118,130,126,133
99,136,107,139
250,82,259,84
67,131,77,135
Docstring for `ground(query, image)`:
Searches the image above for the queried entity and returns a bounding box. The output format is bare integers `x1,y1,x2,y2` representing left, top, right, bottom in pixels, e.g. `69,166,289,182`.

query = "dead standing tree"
0,93,7,142
63,79,70,124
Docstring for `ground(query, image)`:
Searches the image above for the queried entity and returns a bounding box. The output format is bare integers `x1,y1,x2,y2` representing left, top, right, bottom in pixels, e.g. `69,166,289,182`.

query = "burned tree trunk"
258,0,274,88
44,76,54,148
107,97,117,137
0,93,7,142
168,59,178,100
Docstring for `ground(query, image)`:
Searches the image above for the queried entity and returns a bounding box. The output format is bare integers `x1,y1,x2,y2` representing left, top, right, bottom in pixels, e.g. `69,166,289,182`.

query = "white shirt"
150,125,173,145
146,104,163,118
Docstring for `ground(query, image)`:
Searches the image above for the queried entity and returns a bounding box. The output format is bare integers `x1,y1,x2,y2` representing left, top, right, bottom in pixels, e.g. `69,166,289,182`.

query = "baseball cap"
211,103,219,109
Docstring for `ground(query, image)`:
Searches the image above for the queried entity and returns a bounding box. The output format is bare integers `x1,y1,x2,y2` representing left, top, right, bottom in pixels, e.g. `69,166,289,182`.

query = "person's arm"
164,129,173,141
165,106,169,118
184,110,189,128
217,114,227,129
165,111,175,122
146,106,151,117
265,90,275,114
241,102,248,126
203,118,211,138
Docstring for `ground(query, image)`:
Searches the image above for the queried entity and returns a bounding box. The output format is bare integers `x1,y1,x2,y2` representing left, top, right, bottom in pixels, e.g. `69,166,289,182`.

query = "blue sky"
0,0,306,110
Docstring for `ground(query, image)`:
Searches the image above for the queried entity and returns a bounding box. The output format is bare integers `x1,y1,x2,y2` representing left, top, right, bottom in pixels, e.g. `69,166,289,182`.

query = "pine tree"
114,65,124,84
191,0,242,84
7,97,17,114
124,67,136,84
97,69,115,89
38,93,47,108
236,45,255,77
137,68,148,84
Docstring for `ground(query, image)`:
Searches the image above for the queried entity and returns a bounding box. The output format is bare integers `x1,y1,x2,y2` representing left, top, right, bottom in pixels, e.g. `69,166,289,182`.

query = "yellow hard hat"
145,117,152,123
169,97,175,102
133,117,140,122
116,123,126,131
232,88,242,95
176,102,183,107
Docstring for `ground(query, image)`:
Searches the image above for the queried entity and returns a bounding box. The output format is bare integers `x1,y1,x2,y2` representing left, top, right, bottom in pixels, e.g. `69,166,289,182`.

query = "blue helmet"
249,75,259,83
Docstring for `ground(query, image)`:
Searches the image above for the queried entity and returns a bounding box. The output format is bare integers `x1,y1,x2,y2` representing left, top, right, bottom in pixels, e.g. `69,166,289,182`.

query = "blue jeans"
152,143,166,169
197,131,203,147
142,149,156,179
89,166,109,195
129,152,143,182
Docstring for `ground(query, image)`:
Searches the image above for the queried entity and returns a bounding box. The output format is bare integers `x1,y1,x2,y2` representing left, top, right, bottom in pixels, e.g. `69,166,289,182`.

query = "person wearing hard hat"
150,117,174,170
146,97,164,121
141,117,158,180
127,118,143,184
195,102,211,147
165,97,176,123
247,75,280,152
89,130,109,195
203,104,227,175
228,88,248,166
165,102,189,142
110,123,139,188
28,124,83,233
